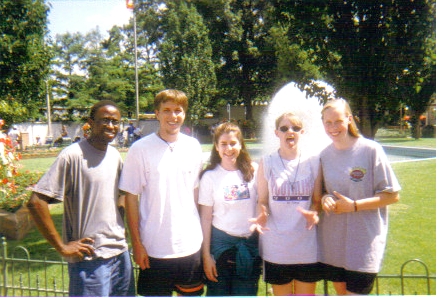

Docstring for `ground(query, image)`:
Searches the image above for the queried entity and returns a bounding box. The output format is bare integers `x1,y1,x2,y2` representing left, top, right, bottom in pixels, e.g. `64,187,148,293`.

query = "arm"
125,192,149,270
27,192,94,259
296,164,322,230
200,205,218,282
249,160,269,233
333,190,400,214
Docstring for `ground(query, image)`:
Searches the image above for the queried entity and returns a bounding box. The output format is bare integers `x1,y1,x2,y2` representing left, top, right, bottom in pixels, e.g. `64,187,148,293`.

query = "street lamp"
45,80,53,143
127,0,140,127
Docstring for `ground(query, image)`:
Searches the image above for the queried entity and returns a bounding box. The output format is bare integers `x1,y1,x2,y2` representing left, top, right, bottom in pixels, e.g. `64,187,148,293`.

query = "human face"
215,131,241,168
322,105,352,143
89,105,121,146
275,117,303,149
155,101,185,138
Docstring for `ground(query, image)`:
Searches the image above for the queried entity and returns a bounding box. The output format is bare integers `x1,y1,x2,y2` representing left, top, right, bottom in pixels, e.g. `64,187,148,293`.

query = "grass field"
10,137,437,295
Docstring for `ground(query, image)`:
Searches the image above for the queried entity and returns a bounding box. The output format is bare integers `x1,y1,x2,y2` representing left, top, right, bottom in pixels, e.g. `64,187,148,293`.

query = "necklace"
157,132,177,152
278,149,301,191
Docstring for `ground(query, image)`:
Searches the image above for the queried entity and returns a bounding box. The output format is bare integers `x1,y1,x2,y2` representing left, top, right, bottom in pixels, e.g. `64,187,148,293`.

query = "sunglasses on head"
279,125,302,133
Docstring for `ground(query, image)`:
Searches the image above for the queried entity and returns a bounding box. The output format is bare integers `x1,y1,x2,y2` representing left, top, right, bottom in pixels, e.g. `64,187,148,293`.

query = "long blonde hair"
321,99,360,138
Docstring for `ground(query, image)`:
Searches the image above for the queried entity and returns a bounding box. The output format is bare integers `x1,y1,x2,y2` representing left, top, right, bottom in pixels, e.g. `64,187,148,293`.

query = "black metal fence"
1,237,435,296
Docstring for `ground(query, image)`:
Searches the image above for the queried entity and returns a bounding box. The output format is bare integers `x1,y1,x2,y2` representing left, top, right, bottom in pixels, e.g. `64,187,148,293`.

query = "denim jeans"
68,250,135,296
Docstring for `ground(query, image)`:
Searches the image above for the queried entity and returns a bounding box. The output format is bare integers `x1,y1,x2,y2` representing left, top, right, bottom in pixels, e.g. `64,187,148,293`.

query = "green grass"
10,144,437,295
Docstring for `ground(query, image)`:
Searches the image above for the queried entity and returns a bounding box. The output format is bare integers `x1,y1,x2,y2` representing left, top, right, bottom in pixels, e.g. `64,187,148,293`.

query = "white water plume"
261,82,332,156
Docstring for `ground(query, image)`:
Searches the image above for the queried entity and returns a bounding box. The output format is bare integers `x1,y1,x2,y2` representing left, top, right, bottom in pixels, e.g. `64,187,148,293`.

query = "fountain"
261,81,332,156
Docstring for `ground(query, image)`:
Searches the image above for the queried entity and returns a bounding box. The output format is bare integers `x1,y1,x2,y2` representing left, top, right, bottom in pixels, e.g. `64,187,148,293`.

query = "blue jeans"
68,250,135,296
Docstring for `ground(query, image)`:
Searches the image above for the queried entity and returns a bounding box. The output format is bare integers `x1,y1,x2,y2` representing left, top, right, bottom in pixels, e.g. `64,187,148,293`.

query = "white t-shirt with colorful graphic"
199,163,258,237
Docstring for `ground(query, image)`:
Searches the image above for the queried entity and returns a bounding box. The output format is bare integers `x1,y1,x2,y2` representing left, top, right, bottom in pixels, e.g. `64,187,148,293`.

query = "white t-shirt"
119,132,203,259
199,163,258,237
260,150,319,264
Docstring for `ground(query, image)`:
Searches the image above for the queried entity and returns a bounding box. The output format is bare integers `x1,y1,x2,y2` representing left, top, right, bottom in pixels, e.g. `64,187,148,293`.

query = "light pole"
127,0,140,127
46,80,52,142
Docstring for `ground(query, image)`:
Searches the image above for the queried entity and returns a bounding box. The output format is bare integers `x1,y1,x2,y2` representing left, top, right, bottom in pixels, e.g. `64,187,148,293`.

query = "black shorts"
263,261,324,284
137,250,204,296
320,263,377,294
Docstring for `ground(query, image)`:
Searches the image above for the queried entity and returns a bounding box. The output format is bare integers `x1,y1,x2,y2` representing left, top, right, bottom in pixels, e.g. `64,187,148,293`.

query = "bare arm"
333,190,399,214
249,159,269,233
125,192,149,270
200,205,218,282
27,192,94,259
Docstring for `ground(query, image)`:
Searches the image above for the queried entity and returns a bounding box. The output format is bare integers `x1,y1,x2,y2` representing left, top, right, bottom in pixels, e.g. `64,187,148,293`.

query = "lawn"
10,138,437,295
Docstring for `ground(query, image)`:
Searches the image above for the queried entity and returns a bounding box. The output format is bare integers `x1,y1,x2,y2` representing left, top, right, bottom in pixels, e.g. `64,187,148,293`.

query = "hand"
296,206,319,230
321,194,336,215
249,205,270,234
132,242,150,270
332,191,355,214
203,254,218,282
59,238,95,260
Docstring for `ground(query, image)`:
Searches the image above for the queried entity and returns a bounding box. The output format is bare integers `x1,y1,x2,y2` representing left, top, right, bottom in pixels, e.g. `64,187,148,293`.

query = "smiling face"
215,130,242,169
155,100,186,140
322,103,352,144
275,115,303,150
88,105,121,150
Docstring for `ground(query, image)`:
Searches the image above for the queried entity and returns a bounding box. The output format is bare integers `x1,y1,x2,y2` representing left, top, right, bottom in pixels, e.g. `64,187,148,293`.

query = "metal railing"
1,237,435,296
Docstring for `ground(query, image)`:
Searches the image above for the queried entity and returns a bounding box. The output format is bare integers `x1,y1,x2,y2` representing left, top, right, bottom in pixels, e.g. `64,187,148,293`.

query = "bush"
422,125,436,138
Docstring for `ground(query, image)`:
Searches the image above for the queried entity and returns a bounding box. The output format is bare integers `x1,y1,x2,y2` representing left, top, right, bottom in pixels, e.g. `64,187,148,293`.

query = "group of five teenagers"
199,122,261,296
27,87,400,296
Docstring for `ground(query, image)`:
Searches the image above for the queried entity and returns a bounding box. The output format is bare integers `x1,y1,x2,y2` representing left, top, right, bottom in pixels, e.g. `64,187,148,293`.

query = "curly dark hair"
200,122,254,182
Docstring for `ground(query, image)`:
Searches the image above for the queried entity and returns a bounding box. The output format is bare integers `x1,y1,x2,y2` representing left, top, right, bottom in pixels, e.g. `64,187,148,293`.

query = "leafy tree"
269,1,436,139
390,0,436,139
159,1,217,125
193,0,277,120
0,0,51,124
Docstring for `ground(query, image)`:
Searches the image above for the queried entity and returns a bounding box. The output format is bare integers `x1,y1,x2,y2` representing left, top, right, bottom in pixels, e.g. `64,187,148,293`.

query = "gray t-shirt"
319,137,401,273
33,140,128,262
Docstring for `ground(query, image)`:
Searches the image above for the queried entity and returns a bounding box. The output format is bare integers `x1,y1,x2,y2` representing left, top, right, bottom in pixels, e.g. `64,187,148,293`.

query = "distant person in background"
27,100,135,297
126,122,135,146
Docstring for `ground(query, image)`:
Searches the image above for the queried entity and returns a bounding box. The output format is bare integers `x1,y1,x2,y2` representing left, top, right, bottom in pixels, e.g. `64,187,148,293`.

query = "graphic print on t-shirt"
271,174,312,202
223,183,250,201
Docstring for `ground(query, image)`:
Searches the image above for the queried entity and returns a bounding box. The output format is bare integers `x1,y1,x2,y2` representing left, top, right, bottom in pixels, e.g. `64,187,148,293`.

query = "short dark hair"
89,100,119,120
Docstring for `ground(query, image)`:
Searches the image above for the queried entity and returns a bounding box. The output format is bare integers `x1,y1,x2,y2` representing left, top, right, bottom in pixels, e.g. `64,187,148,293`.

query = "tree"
0,0,51,124
159,1,217,124
194,0,277,120
269,1,436,139
391,0,436,139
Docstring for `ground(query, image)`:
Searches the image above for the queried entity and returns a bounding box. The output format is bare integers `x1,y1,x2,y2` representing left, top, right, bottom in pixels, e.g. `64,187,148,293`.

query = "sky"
46,0,132,37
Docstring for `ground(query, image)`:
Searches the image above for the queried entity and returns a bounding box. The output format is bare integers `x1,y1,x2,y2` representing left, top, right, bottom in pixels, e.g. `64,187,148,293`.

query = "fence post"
1,236,8,296
401,258,431,295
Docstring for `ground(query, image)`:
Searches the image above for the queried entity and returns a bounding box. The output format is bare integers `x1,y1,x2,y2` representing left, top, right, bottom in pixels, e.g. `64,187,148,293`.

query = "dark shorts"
263,261,324,284
320,263,377,294
137,250,204,296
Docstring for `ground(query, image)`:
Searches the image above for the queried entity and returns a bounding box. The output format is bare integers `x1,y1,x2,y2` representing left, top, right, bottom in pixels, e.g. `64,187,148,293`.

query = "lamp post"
46,80,53,143
127,0,140,127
